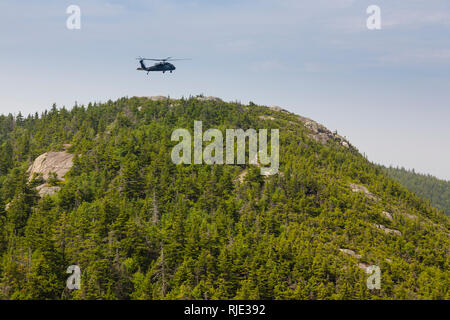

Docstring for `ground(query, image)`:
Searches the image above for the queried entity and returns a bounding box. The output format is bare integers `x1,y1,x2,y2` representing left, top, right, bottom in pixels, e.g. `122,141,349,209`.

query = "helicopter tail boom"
138,59,147,70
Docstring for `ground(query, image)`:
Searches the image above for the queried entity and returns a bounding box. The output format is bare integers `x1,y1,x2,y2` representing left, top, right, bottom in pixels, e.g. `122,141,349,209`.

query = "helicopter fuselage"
149,62,176,72
137,61,176,73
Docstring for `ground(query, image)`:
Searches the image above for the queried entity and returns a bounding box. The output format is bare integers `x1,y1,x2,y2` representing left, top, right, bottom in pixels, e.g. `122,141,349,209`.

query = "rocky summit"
0,96,448,300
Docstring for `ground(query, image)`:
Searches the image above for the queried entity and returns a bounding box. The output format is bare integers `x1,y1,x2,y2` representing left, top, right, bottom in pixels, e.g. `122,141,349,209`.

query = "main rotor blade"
136,57,192,61
140,58,166,61
166,58,191,61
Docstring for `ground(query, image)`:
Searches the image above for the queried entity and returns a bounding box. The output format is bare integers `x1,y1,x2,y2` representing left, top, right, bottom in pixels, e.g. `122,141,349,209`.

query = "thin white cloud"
383,11,450,29
249,59,287,72
378,49,450,65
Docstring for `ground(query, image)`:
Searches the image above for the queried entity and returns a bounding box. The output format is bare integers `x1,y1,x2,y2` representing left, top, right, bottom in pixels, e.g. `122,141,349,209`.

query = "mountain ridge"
0,96,448,299
381,165,450,216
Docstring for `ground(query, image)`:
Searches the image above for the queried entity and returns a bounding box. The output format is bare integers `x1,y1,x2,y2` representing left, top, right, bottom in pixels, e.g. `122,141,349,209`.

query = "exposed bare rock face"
36,185,61,197
257,106,349,148
146,95,168,101
258,115,275,121
28,151,74,197
196,96,222,102
339,249,382,272
381,211,393,221
269,105,289,113
357,262,371,271
28,151,74,181
374,224,402,236
297,115,349,148
348,183,379,201
339,248,362,259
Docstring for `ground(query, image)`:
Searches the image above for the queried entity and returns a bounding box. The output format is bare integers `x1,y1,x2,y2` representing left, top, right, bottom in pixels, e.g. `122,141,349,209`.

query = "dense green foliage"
0,97,448,300
382,166,450,216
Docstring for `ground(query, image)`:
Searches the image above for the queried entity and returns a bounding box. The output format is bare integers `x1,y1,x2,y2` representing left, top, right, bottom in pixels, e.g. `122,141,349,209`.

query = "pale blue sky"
1,0,449,180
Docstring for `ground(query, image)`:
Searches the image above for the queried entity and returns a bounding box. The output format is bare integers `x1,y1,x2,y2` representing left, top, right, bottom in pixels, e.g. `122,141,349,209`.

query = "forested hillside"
0,96,448,300
382,166,450,216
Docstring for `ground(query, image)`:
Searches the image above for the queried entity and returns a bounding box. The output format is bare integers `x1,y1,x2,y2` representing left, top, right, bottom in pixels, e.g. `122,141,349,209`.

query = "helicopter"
136,57,190,75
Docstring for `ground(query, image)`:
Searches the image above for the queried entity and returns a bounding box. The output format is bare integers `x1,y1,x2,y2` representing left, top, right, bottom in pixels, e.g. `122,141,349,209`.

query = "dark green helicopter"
136,57,190,75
